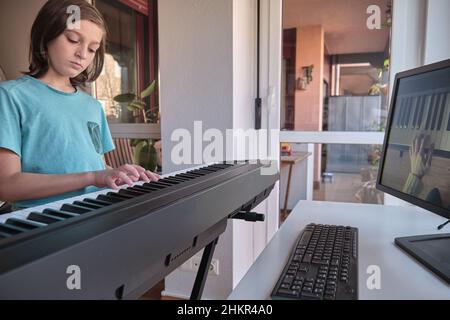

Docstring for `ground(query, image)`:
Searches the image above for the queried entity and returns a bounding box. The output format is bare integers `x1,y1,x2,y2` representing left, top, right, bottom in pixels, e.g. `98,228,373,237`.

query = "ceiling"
283,0,391,55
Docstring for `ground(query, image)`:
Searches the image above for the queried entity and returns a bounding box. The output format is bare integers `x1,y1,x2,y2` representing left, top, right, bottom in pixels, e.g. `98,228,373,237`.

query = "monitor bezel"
376,58,450,220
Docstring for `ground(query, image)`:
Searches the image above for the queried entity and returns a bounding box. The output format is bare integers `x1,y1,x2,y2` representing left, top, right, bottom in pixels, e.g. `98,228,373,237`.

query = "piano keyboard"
390,91,450,152
0,161,278,299
0,163,210,230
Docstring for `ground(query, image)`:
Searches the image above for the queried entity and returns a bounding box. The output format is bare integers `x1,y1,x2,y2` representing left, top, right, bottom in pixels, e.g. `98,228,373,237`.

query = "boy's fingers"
123,164,140,178
145,170,159,181
140,171,150,182
118,171,134,186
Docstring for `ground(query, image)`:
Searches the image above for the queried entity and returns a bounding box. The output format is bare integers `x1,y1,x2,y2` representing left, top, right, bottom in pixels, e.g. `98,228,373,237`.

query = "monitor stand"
395,233,450,285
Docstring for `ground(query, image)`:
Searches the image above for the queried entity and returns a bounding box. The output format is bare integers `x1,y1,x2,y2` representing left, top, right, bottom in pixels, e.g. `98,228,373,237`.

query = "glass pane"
325,95,387,132
281,0,392,132
95,0,138,124
280,142,384,220
317,143,384,204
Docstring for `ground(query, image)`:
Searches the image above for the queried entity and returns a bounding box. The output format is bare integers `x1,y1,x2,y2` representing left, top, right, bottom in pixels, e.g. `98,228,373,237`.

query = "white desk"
228,201,450,300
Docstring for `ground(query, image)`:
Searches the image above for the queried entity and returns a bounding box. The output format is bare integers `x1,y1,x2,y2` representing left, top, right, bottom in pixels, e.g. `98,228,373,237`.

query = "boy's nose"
76,47,88,59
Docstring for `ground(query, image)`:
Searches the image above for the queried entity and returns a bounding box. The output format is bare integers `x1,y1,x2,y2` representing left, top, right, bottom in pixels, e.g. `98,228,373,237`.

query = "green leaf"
114,93,136,103
141,80,157,99
129,101,146,110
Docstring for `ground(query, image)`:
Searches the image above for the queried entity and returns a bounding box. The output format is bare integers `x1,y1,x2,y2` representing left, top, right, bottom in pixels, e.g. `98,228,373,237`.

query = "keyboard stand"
190,211,266,300
190,237,219,300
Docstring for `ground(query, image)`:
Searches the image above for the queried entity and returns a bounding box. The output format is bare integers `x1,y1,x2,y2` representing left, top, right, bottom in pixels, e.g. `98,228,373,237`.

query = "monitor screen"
377,59,450,220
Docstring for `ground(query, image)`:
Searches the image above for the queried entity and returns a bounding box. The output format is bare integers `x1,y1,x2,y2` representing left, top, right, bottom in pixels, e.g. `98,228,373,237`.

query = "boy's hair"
25,0,107,87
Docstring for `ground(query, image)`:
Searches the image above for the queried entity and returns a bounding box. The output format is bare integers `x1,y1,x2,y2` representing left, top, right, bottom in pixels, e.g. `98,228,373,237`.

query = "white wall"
231,0,257,288
424,0,450,64
158,0,234,299
0,0,47,80
159,0,281,299
387,0,426,206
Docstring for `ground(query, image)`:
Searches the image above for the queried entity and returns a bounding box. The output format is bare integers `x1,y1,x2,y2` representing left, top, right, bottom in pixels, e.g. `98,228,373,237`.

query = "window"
93,0,158,126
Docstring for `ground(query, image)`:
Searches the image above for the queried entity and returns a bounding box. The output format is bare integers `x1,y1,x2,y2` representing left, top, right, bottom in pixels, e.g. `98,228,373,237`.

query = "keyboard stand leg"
190,237,219,300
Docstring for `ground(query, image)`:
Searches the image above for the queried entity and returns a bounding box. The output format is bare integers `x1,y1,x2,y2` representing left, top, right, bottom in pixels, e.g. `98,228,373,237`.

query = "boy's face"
46,19,103,79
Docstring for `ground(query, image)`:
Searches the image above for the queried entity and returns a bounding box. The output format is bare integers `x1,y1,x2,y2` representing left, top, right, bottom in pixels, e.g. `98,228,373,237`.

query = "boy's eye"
68,38,79,44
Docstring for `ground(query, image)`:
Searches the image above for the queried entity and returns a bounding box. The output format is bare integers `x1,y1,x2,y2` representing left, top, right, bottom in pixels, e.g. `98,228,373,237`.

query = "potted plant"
113,81,160,171
113,80,159,123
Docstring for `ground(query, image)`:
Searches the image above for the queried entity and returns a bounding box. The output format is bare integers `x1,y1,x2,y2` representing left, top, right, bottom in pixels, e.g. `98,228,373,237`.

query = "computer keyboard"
271,223,358,300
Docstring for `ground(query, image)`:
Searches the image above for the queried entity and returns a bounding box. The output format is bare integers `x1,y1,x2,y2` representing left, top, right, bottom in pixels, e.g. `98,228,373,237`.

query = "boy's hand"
94,164,160,190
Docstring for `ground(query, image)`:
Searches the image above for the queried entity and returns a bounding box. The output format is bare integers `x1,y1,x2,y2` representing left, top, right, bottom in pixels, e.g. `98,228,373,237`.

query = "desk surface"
280,152,311,164
228,201,450,300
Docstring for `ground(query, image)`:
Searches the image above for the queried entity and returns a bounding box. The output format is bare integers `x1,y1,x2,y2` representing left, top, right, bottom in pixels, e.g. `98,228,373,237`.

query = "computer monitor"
376,58,450,284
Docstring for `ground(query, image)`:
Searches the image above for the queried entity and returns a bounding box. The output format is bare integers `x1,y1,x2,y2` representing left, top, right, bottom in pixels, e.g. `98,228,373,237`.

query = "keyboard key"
277,288,299,298
5,218,43,230
60,204,92,214
27,212,65,224
73,201,104,210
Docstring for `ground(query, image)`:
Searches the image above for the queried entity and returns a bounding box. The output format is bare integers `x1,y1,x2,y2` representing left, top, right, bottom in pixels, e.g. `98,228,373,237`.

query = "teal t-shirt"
0,75,115,210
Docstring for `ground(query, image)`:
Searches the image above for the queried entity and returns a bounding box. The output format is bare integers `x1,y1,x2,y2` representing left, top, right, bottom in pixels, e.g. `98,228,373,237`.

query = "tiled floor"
313,173,363,203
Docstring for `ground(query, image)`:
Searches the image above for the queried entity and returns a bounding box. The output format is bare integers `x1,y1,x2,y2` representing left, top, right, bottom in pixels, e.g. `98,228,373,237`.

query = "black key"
119,189,145,197
124,188,149,195
27,212,65,224
143,182,168,189
73,201,104,210
107,192,133,199
398,99,406,127
431,95,439,130
150,181,173,187
418,96,426,128
199,167,219,172
158,179,179,185
425,95,435,130
209,164,230,169
168,176,191,182
412,96,419,128
404,97,412,127
5,218,43,230
129,186,155,193
97,194,125,203
0,223,27,235
195,169,216,174
436,94,446,130
162,177,185,183
176,173,200,179
60,204,92,214
187,170,206,176
43,209,79,219
84,198,114,206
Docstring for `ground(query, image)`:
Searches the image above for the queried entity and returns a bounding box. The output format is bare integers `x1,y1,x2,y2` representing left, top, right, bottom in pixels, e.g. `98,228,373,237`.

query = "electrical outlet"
191,256,219,276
